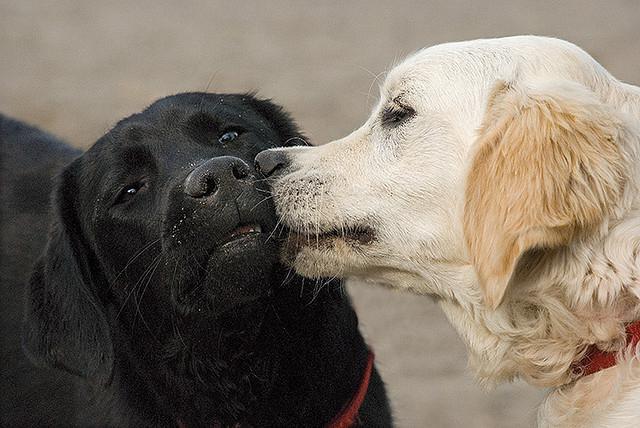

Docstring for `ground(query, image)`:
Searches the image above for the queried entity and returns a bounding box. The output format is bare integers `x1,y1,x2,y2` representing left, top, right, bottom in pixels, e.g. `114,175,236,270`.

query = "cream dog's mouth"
284,225,376,249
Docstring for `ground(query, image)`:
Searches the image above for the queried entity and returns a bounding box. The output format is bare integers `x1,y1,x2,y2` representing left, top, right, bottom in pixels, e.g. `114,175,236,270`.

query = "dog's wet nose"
184,156,251,198
255,149,290,177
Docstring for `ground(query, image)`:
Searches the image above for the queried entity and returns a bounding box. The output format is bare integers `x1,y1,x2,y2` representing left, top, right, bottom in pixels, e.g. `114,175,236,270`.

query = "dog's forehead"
81,95,283,174
379,53,487,114
95,98,264,149
149,97,259,129
384,37,606,103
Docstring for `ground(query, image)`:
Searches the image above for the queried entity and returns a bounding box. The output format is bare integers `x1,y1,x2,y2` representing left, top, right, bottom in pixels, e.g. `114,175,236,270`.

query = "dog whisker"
117,252,163,320
133,255,164,341
283,136,309,146
265,217,284,243
277,264,296,289
113,238,162,283
360,66,386,107
249,195,274,212
198,70,220,110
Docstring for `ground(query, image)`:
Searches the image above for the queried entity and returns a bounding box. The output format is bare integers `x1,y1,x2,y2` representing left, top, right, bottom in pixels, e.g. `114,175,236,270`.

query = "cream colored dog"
255,36,640,427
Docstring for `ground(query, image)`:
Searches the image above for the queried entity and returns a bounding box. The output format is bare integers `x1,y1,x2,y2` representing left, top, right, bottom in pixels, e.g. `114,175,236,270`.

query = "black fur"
1,114,82,426
3,94,392,427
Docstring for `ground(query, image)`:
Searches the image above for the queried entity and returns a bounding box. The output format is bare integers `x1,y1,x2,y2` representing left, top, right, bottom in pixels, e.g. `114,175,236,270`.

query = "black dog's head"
23,93,304,385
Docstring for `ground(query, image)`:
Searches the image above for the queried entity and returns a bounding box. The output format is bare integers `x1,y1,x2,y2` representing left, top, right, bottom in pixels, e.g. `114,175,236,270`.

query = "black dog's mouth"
219,223,264,247
176,222,278,314
286,225,376,248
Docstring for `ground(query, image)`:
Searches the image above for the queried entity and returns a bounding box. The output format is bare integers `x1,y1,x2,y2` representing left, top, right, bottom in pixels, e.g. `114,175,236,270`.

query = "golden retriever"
255,36,640,426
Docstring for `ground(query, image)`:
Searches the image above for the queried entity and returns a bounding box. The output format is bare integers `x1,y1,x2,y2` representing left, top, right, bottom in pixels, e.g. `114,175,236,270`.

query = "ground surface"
2,1,638,426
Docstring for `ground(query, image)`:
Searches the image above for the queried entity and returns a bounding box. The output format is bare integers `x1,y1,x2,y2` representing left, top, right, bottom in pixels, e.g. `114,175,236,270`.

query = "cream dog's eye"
381,105,415,127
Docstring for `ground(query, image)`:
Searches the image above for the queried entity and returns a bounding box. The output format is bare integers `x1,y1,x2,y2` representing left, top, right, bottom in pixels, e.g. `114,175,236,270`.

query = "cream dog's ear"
464,80,627,309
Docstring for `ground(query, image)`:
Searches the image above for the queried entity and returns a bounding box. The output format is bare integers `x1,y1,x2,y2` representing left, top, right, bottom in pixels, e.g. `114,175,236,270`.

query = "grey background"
2,1,638,426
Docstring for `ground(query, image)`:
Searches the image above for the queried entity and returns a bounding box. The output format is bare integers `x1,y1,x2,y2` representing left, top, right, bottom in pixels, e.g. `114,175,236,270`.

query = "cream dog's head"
256,36,640,386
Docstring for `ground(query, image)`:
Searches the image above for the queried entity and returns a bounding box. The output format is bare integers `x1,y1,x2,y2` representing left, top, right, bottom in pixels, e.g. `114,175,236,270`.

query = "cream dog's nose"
255,149,290,177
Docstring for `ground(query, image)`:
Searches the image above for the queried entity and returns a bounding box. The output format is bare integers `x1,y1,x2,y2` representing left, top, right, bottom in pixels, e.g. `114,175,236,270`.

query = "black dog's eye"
218,130,240,144
381,104,415,127
113,181,147,206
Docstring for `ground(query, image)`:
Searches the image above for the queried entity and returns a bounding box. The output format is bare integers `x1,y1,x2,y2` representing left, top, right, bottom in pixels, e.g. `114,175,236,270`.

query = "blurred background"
1,1,638,426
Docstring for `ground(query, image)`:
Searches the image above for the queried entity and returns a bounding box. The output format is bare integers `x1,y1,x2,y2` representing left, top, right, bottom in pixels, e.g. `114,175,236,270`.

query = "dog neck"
572,320,640,377
108,273,377,426
537,349,640,427
438,215,640,389
372,209,640,390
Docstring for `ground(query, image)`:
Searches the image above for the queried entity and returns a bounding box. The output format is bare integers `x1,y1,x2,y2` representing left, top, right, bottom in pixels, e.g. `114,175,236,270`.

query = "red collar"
177,351,375,428
327,351,375,428
572,320,640,378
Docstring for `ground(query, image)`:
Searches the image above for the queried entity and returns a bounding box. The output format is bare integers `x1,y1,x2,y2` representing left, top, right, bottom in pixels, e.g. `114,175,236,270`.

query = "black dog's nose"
184,156,251,198
255,150,290,177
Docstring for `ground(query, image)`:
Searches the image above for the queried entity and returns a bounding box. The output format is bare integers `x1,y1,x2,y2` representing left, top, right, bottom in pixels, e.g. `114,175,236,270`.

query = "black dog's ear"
244,94,309,146
23,160,114,385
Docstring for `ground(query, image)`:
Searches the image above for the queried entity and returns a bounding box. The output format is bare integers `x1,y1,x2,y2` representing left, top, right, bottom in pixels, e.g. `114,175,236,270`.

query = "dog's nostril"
184,172,218,198
232,162,249,180
204,177,217,195
184,157,252,198
255,150,290,177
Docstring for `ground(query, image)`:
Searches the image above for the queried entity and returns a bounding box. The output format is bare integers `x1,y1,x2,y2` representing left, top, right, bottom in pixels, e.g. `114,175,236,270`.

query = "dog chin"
280,237,364,278
279,224,376,277
175,243,279,316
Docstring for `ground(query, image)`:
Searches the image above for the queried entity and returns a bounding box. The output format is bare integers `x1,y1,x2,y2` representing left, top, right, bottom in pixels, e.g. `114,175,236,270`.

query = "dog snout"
184,156,251,198
255,149,290,177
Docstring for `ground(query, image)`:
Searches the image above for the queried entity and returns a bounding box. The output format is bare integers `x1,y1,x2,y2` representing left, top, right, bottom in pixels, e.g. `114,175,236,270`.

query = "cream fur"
265,36,640,426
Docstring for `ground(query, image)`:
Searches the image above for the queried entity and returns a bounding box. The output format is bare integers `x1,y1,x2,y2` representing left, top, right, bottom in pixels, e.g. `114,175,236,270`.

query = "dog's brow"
120,145,155,169
380,91,408,110
392,93,412,106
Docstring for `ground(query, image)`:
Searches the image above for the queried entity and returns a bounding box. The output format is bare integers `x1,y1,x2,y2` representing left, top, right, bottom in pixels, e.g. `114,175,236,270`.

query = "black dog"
4,94,392,427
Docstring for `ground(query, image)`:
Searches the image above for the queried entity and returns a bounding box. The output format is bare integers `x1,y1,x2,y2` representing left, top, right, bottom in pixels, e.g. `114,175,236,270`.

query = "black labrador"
1,95,392,427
